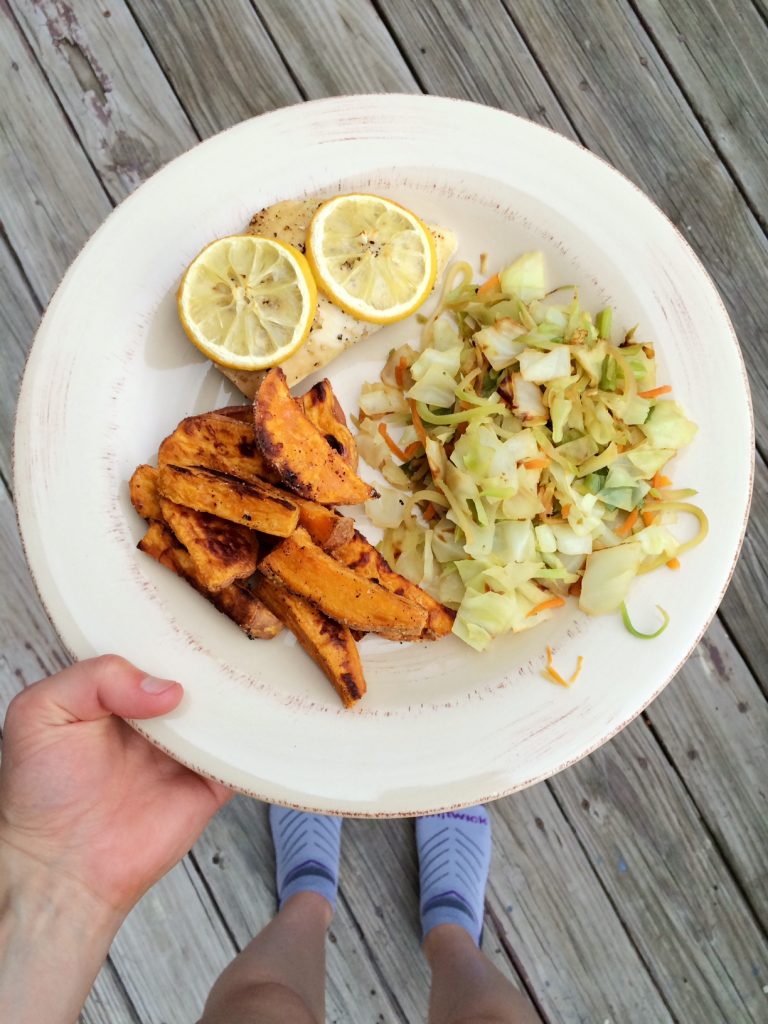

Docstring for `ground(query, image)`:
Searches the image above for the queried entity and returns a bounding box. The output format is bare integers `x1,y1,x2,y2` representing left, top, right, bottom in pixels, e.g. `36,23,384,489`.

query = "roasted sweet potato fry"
297,379,358,470
159,498,258,591
129,464,162,520
138,521,282,638
254,368,375,506
258,527,428,637
158,464,298,537
291,496,355,550
158,413,279,483
330,530,454,639
253,576,365,707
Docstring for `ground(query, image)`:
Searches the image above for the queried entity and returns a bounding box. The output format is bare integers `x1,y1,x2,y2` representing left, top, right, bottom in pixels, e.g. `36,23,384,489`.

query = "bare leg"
425,924,543,1024
199,891,331,1024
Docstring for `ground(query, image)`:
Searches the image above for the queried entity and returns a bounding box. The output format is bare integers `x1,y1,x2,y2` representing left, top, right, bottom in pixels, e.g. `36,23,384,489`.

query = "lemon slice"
178,235,317,370
306,194,437,324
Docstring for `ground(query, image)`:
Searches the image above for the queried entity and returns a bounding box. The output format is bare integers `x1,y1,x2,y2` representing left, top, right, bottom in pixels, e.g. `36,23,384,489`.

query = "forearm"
0,839,122,1024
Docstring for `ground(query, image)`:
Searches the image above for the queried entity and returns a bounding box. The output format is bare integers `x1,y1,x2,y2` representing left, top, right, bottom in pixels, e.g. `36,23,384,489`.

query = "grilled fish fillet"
218,199,457,398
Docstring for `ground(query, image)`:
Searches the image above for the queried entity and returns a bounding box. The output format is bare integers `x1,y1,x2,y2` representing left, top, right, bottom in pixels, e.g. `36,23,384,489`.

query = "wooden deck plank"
0,235,40,484
0,6,110,302
127,0,302,137
548,713,768,1021
486,791,674,1023
633,0,768,225
719,459,768,697
647,617,768,930
8,0,197,203
257,0,418,95
192,797,414,1023
377,0,573,135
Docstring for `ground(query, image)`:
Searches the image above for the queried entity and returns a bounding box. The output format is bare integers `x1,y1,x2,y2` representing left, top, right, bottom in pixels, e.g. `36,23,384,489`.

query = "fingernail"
140,676,177,695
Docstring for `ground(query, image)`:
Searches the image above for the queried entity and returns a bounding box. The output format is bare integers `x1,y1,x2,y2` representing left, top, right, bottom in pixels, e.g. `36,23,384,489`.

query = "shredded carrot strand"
423,502,437,522
642,510,658,527
477,272,500,297
666,557,681,570
652,472,673,489
527,596,566,618
616,507,639,537
395,356,407,389
638,384,672,399
409,399,429,450
522,457,551,470
545,646,584,687
402,441,422,460
568,656,584,685
378,422,408,461
561,504,572,518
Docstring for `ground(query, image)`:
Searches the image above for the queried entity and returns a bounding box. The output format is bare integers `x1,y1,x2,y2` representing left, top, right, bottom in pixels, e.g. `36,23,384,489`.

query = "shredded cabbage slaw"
357,252,708,652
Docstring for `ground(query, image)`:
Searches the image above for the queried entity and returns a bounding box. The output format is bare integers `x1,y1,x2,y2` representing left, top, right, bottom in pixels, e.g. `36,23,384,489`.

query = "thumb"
21,655,184,725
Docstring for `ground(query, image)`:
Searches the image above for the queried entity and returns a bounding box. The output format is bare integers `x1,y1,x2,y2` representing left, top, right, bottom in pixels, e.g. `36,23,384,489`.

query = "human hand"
0,655,231,917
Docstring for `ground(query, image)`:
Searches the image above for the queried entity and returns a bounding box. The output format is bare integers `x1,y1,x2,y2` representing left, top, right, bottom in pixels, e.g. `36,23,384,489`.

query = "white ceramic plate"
14,95,753,816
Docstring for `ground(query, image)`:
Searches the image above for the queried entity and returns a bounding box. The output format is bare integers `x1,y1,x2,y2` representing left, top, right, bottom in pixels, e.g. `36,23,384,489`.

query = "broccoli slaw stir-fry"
356,252,708,652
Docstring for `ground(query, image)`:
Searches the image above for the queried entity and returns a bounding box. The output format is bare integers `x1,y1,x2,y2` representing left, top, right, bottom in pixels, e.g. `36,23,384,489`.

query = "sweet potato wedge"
291,496,355,550
158,413,279,483
252,576,365,707
331,530,455,639
138,521,282,638
129,464,162,520
254,368,375,505
158,464,299,537
297,379,358,470
258,527,428,637
159,498,258,591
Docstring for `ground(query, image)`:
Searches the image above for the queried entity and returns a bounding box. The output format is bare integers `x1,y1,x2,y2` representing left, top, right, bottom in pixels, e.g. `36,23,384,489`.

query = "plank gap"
334,885,410,1024
120,0,204,145
717,605,768,702
247,0,309,101
497,0,582,140
482,899,553,1023
543,777,682,1023
1,224,45,315
626,0,768,238
186,849,243,953
640,707,768,939
751,0,768,29
369,0,428,93
6,2,115,215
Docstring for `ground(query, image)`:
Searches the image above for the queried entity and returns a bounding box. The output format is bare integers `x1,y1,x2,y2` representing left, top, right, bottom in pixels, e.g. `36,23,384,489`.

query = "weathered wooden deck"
1,2,767,1021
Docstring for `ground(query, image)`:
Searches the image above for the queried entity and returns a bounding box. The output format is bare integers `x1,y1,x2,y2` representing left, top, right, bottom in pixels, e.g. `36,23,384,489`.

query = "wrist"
0,833,123,1024
0,829,123,938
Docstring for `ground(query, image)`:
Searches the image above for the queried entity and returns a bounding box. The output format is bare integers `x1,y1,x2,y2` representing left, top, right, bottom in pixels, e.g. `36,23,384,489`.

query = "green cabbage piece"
499,251,546,302
641,401,698,449
579,542,644,614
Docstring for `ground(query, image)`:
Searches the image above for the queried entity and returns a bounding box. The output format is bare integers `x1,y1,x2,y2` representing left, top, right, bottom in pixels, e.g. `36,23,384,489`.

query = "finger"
23,655,183,724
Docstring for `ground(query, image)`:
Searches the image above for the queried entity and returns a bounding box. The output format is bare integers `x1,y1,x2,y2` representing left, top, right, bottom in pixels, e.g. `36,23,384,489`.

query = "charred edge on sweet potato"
159,498,258,591
253,576,365,706
138,521,282,639
157,463,299,537
253,367,374,506
297,378,358,470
